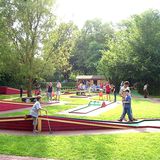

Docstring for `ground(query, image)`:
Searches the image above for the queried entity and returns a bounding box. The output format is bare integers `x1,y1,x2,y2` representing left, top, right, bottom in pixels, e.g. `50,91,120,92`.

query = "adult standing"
112,85,117,102
46,82,53,102
119,81,130,96
55,80,62,101
143,84,149,98
20,85,23,98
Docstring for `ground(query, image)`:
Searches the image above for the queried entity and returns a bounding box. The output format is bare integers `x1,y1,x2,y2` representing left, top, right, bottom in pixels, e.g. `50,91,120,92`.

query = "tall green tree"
71,19,114,75
98,9,160,94
0,0,56,96
42,22,79,81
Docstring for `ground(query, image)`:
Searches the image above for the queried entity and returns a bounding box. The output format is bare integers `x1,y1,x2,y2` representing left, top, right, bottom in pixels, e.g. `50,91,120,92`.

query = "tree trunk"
27,77,32,97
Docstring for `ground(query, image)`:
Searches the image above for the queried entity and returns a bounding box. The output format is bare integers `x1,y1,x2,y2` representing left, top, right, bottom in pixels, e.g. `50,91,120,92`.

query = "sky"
55,0,160,28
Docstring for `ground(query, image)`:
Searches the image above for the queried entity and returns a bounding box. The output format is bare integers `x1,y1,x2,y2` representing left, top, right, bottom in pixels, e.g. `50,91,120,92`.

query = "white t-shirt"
143,84,148,90
30,101,41,118
119,86,131,96
56,82,62,88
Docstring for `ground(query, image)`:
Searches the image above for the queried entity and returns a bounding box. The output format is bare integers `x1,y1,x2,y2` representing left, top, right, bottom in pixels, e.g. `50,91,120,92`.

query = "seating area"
21,97,37,103
76,90,86,96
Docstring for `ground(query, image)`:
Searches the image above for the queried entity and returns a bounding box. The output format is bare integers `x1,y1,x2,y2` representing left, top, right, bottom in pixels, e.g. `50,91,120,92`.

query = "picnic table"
22,96,37,103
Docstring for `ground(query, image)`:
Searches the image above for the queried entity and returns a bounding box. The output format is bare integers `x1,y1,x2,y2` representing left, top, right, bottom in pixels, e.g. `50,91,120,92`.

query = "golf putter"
46,114,53,134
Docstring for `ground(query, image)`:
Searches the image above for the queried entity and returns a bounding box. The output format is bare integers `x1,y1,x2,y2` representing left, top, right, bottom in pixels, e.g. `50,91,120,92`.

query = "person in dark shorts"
46,82,53,102
20,86,23,98
112,85,117,102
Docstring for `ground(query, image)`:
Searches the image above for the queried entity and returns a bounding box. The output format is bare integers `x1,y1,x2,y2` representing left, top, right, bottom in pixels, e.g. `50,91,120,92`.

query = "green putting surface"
88,101,102,106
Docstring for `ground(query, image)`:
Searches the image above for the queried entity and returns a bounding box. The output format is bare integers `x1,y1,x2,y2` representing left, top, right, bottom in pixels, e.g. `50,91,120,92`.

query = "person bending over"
30,95,47,133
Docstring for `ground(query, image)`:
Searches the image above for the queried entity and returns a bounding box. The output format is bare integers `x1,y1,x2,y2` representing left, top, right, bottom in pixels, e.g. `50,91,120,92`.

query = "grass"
0,133,160,160
0,92,160,159
0,94,20,100
1,94,160,121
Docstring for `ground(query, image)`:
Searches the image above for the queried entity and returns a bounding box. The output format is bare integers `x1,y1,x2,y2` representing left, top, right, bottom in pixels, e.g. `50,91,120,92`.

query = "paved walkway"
0,155,54,160
133,96,160,103
0,127,160,136
147,97,160,103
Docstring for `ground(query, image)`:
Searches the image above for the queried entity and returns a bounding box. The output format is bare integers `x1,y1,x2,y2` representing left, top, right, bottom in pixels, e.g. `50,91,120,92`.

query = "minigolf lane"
69,101,113,114
99,119,160,129
0,100,33,112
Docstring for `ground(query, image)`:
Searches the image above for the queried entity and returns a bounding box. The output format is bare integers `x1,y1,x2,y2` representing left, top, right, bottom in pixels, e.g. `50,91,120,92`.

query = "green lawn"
0,94,20,100
1,94,160,121
0,133,160,160
0,92,160,160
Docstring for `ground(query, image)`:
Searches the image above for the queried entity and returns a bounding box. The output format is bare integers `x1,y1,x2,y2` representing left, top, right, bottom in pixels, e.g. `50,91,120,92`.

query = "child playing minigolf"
118,89,134,122
29,95,48,133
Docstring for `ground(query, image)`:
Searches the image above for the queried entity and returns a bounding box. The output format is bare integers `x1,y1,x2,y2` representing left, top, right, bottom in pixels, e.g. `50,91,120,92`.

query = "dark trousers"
144,90,148,98
114,93,116,102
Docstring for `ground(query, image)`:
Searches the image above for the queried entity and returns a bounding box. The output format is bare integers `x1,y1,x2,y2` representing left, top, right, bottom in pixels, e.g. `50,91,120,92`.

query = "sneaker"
117,119,122,122
33,130,39,134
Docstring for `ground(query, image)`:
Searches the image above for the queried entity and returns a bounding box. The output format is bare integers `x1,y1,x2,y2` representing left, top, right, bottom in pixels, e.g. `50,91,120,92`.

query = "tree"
98,9,160,94
42,22,79,81
71,19,114,75
0,0,56,96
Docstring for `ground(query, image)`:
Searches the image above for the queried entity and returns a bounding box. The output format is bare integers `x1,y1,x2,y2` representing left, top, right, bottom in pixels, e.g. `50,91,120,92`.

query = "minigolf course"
69,101,113,114
0,100,33,112
0,86,26,94
0,116,160,132
0,100,59,112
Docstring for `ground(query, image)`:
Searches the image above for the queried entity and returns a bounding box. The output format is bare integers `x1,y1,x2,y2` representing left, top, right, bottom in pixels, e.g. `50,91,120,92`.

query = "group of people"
46,81,62,102
98,80,137,122
29,80,148,133
98,82,117,102
34,81,62,102
77,80,117,102
29,80,62,133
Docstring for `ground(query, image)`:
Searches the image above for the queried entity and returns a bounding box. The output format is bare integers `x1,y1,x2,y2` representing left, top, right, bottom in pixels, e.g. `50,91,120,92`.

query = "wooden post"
37,118,42,132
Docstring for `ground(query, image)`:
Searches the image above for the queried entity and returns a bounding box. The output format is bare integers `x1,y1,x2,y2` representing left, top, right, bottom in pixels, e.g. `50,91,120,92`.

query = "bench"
22,97,37,103
76,90,86,96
